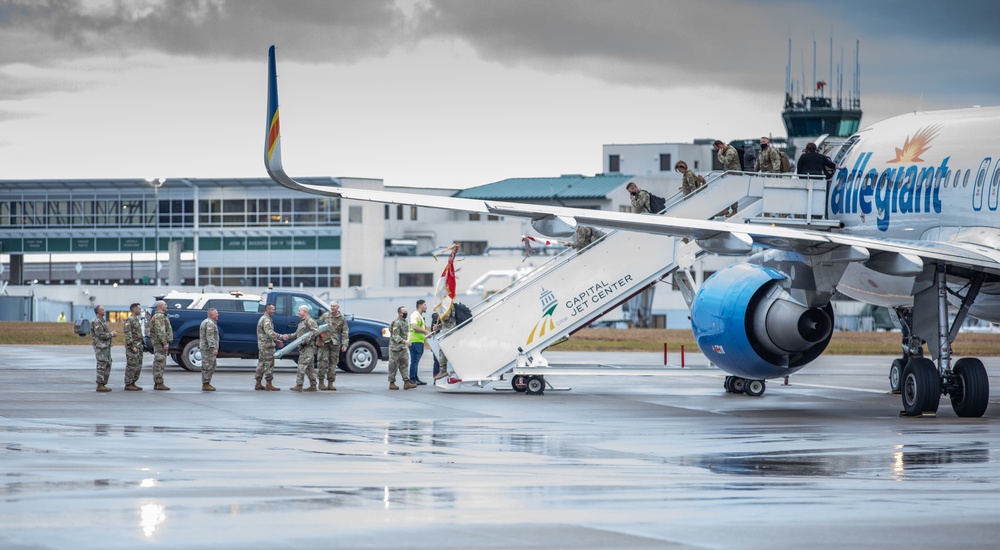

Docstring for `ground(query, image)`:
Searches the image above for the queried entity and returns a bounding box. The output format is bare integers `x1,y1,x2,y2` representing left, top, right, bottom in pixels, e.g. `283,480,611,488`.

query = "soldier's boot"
154,383,171,391
325,380,337,391
403,381,418,390
255,377,265,391
434,370,449,381
265,380,280,391
96,383,112,392
389,382,399,390
304,381,318,392
318,381,328,390
124,384,142,391
290,385,303,392
202,383,216,392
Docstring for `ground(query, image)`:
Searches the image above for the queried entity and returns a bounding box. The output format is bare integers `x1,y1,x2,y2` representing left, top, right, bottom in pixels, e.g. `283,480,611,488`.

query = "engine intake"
691,264,834,380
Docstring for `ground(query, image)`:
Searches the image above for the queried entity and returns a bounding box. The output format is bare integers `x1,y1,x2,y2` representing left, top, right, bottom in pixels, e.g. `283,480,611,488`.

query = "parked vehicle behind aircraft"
144,289,389,373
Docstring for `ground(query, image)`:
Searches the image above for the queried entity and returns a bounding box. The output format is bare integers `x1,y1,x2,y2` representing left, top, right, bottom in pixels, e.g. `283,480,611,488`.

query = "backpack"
453,302,472,324
647,192,666,213
733,145,745,171
779,151,792,172
695,174,707,187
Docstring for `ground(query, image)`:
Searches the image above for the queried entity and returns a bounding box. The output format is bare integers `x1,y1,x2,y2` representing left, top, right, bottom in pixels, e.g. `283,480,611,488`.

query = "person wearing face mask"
754,136,782,173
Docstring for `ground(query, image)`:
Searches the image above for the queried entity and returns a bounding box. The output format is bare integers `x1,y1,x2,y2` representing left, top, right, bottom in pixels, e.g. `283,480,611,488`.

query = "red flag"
433,244,458,318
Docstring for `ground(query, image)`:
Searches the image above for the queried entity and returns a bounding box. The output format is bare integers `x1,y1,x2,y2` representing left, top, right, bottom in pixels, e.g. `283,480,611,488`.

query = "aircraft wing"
269,167,1000,277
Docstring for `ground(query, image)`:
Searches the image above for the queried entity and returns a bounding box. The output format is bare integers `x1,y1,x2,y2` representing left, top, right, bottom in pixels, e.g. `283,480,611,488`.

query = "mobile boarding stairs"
430,170,835,393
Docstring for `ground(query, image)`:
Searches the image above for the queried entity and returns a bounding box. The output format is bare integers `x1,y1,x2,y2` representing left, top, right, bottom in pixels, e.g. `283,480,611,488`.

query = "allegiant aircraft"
264,46,1000,418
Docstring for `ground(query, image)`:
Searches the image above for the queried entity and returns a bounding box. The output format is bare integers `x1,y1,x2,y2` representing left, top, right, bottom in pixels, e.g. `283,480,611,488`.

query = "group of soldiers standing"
90,300,349,393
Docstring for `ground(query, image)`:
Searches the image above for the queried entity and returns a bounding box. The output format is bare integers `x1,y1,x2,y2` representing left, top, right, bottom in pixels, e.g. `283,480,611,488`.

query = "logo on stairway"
525,287,559,345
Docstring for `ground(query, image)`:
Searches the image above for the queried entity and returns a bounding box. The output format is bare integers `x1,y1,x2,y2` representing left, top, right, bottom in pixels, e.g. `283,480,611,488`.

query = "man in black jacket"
796,142,837,177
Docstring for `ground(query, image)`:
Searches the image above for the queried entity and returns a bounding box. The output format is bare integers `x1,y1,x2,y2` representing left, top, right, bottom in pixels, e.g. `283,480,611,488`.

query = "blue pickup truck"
145,289,389,373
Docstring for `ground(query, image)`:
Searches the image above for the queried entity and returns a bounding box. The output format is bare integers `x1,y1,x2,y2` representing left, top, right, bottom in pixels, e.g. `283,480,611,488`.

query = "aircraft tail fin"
265,45,283,173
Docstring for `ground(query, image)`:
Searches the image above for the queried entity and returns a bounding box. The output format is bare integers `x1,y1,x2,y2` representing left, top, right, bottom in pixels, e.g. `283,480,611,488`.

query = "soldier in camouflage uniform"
675,161,703,196
387,306,417,390
289,304,320,392
626,182,651,213
91,305,117,392
149,300,172,390
754,136,782,173
255,303,286,391
317,301,349,390
199,308,220,391
714,140,742,172
432,307,458,381
123,303,144,391
563,225,605,251
714,140,741,216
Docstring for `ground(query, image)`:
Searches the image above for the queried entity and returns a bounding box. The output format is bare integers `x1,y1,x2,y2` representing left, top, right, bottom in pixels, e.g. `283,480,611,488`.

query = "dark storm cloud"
410,0,1000,107
0,0,408,65
2,0,998,109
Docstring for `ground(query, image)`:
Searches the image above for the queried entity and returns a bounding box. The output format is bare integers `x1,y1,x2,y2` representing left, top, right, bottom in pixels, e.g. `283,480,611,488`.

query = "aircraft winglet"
265,45,282,172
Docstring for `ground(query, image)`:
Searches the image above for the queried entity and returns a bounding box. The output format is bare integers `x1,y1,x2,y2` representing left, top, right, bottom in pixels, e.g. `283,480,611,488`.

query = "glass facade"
0,179,344,288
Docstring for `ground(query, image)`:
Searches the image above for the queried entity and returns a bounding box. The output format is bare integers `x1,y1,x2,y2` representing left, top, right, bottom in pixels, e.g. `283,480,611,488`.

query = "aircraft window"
877,171,890,191
941,169,950,188
992,167,1000,187
964,170,971,187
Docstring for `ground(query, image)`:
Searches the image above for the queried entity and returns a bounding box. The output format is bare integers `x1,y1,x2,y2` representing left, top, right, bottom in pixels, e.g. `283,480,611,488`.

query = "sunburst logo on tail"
525,287,559,345
886,124,941,163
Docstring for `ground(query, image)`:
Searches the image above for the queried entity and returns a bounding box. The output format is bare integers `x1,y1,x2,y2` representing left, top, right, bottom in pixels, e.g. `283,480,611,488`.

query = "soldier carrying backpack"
755,136,783,173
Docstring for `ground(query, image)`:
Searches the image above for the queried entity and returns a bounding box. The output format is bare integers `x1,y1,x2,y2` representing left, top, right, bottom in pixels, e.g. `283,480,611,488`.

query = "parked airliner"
264,46,999,417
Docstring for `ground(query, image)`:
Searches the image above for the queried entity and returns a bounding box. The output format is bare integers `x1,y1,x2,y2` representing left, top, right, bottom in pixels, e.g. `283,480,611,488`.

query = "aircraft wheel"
888,358,904,394
525,375,545,395
723,376,734,393
902,357,940,416
950,358,989,418
744,379,766,397
730,377,746,394
512,375,528,393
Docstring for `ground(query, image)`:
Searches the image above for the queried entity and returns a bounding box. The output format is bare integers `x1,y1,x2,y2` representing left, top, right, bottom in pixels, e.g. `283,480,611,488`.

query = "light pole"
146,177,165,285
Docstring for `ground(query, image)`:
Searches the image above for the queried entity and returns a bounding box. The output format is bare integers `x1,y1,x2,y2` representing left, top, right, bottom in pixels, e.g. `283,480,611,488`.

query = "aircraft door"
988,163,1000,211
972,157,990,211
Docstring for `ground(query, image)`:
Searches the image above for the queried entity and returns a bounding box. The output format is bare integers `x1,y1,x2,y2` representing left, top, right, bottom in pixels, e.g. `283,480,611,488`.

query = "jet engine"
691,264,834,380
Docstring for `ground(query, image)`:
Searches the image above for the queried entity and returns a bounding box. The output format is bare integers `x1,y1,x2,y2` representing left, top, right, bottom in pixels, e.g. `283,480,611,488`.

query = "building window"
396,204,403,220
468,213,481,221
348,274,362,287
410,206,418,220
348,205,363,223
384,204,390,219
659,154,671,172
619,205,634,213
609,154,620,173
456,241,487,255
487,214,500,221
399,273,434,287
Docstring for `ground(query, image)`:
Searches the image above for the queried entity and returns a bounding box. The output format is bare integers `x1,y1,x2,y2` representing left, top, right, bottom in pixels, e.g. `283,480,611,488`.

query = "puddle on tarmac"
684,445,994,478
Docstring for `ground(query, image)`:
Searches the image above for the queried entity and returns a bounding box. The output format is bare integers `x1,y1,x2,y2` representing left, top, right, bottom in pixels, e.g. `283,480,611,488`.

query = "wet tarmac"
2,345,1000,549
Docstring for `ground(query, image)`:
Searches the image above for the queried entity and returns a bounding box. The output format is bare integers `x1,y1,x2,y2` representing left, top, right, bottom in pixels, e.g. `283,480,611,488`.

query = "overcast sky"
2,0,999,189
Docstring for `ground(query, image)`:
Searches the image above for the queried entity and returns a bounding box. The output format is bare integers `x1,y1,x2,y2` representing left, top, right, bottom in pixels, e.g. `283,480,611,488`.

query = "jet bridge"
431,171,831,390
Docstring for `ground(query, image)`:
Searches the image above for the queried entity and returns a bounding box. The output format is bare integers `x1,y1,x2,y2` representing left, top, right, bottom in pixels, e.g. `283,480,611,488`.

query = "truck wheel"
170,353,183,366
180,340,202,372
344,340,377,374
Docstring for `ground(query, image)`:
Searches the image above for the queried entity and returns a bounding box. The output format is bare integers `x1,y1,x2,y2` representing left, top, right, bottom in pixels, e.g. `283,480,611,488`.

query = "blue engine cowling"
691,264,834,380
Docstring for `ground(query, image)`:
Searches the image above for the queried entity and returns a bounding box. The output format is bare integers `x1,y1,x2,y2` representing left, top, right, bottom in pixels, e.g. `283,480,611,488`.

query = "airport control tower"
782,39,863,144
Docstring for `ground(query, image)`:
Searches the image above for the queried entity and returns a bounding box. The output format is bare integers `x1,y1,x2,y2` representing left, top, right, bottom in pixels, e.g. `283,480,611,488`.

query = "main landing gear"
892,267,990,418
724,376,766,397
